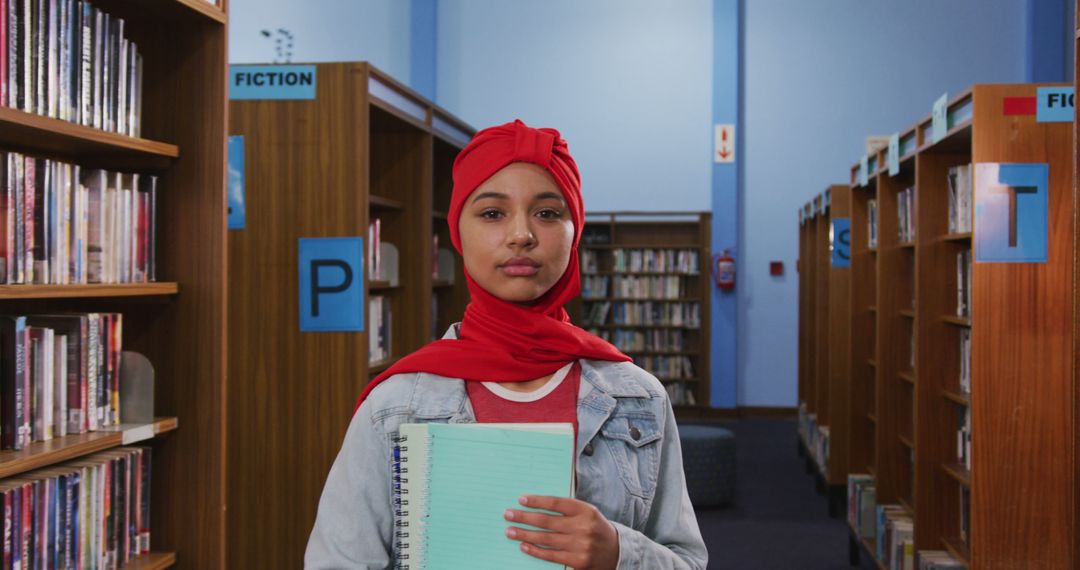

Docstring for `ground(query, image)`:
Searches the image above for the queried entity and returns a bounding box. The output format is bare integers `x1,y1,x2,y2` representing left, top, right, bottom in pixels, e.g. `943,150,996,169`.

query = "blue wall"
740,0,1027,406
228,0,412,79
435,0,714,212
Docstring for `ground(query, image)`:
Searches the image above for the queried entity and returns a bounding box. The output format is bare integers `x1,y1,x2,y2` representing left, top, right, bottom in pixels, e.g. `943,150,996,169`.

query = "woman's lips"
501,257,540,276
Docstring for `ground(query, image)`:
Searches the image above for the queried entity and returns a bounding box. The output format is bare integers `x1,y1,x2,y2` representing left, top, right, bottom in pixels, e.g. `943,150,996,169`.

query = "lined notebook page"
424,423,573,570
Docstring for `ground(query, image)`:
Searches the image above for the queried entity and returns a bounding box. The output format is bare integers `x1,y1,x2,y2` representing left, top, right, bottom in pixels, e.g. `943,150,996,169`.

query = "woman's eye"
537,209,563,220
480,209,503,220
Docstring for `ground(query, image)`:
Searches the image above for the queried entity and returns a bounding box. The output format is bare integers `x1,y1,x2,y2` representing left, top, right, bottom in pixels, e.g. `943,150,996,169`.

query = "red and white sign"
714,124,735,164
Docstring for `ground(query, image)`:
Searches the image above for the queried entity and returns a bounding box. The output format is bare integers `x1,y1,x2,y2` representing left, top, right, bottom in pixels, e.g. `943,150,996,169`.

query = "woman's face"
458,163,575,305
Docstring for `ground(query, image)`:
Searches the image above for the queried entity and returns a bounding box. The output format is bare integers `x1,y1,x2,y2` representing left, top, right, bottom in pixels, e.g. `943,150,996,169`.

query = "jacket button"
630,426,641,441
583,443,594,456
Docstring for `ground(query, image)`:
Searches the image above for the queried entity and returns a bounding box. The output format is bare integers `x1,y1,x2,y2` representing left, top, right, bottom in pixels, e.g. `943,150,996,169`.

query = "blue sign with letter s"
831,218,851,268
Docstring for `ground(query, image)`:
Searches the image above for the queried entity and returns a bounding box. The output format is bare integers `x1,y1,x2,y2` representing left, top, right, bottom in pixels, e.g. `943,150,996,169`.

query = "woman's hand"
505,495,619,570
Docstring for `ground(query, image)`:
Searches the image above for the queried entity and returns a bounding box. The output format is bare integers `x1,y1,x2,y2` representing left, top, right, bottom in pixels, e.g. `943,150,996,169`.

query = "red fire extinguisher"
714,249,735,291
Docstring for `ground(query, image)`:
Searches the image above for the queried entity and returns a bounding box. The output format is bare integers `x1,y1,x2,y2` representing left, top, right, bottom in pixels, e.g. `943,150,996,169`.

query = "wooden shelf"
127,551,178,570
868,306,877,312
942,537,971,567
582,244,703,250
942,389,971,407
867,464,876,477
899,309,915,318
899,241,915,249
898,371,916,385
898,434,915,450
942,232,972,242
582,271,702,277
943,462,971,487
0,417,177,479
368,281,400,291
368,360,393,375
369,195,406,210
592,297,699,302
625,350,698,356
867,247,878,253
942,315,971,327
432,210,449,220
172,0,227,23
868,358,877,367
0,282,179,300
0,106,178,170
898,496,915,516
590,324,701,330
867,412,877,423
432,279,453,288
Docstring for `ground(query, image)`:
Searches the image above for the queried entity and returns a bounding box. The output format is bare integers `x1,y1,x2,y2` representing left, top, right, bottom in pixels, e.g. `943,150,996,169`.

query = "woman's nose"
507,215,536,248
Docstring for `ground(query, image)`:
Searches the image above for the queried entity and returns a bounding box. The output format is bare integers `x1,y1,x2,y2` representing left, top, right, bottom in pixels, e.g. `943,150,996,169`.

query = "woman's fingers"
505,508,572,532
506,525,571,550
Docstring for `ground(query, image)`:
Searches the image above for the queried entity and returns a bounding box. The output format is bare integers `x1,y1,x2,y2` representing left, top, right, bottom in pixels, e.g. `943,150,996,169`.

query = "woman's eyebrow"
534,191,566,203
471,191,509,203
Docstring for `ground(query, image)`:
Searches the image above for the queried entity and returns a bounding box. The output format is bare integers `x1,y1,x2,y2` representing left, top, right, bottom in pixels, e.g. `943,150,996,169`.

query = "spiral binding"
392,433,411,569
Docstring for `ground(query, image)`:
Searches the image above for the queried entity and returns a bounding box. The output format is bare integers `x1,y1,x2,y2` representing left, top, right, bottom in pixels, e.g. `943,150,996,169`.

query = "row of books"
2,0,144,137
367,219,381,281
2,312,122,451
877,505,913,570
947,164,973,234
958,328,971,394
848,476,965,569
581,276,608,299
1,153,157,285
897,187,916,243
956,406,971,470
581,303,612,327
665,382,696,406
580,250,600,274
959,487,970,543
612,249,699,274
610,275,689,299
602,329,687,353
580,229,610,245
368,296,391,365
611,302,700,328
633,355,695,381
868,199,878,248
955,250,971,318
1,446,151,570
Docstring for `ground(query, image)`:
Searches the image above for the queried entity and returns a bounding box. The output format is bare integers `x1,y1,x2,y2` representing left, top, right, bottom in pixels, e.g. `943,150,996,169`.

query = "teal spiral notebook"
393,423,575,570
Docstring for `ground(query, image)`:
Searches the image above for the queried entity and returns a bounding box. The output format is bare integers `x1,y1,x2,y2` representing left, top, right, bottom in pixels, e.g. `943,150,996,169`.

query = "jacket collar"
415,324,652,454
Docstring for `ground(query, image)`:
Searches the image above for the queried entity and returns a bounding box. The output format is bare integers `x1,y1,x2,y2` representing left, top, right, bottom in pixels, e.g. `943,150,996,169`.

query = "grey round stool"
677,424,736,507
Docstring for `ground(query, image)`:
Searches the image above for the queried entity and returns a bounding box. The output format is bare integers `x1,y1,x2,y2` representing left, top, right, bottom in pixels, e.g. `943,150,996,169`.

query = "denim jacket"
306,326,708,569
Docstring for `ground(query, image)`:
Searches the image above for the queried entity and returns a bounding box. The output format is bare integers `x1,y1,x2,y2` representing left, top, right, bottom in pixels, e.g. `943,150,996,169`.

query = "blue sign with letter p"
974,163,1049,263
299,237,365,332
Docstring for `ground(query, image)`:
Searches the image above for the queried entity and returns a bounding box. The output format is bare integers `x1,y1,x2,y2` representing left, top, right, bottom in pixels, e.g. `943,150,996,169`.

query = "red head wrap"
355,119,629,410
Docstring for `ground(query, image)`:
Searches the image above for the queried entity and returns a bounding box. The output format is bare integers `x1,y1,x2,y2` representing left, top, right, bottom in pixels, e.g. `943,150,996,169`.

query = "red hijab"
355,119,630,410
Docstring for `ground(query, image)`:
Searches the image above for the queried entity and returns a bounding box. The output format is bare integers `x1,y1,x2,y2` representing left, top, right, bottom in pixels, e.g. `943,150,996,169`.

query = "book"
394,423,574,570
867,199,878,248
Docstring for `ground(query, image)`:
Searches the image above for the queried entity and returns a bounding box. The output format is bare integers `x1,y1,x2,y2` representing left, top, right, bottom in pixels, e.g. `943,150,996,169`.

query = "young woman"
306,120,708,570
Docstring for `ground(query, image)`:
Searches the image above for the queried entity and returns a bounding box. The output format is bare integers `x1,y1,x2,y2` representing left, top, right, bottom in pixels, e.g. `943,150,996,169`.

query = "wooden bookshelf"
796,185,853,514
1075,12,1080,570
568,212,711,412
808,84,1077,569
0,1,230,567
228,62,474,568
0,417,178,479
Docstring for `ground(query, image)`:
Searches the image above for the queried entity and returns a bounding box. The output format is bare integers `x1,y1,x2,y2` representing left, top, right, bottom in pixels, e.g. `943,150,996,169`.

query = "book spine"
392,433,410,570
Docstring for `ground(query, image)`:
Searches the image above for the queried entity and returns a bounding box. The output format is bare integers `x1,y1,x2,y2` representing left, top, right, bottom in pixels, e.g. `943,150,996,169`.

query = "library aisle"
696,419,875,570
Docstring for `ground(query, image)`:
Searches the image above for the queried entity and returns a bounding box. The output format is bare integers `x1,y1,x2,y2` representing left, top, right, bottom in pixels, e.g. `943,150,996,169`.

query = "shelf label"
974,163,1048,263
932,93,949,143
299,237,365,331
859,156,869,186
1036,87,1074,123
831,218,851,268
714,124,735,163
887,133,900,176
228,136,245,230
230,65,317,100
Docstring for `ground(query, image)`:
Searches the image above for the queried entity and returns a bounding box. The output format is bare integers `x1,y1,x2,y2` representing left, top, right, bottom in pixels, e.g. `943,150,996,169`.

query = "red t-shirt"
466,361,581,438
